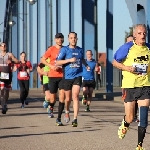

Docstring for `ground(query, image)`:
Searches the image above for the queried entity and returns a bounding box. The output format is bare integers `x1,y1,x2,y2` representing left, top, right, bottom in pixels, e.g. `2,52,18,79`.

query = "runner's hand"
7,60,11,64
69,57,76,63
26,69,30,74
43,71,48,76
124,66,136,73
50,65,58,70
86,66,90,71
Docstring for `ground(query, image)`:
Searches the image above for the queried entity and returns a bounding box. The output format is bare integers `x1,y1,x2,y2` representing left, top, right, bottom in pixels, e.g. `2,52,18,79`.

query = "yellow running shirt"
114,41,150,88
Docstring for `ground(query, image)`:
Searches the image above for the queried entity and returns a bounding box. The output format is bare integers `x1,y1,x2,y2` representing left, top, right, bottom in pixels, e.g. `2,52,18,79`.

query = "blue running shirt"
82,59,97,80
57,46,84,79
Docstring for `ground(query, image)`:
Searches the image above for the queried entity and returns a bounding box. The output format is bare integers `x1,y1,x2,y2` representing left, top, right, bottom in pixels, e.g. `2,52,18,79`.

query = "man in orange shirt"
41,33,65,126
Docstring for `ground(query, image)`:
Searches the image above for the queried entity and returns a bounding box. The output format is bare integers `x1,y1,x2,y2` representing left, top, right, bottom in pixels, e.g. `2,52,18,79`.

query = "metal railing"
31,67,122,89
99,67,122,87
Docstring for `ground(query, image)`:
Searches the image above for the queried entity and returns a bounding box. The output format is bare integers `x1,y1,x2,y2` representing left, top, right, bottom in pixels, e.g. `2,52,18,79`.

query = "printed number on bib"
70,59,80,68
132,63,148,75
20,71,27,77
1,72,9,79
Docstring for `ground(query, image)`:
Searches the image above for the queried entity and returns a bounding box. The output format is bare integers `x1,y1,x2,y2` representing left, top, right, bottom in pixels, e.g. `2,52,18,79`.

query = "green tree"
125,27,133,42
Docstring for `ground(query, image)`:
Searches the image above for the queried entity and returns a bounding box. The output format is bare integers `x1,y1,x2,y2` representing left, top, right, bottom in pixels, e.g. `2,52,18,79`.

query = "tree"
125,27,133,42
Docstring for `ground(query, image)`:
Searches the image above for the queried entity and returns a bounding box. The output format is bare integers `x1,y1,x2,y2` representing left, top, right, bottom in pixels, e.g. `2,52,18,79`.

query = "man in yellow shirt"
113,24,150,150
125,34,139,122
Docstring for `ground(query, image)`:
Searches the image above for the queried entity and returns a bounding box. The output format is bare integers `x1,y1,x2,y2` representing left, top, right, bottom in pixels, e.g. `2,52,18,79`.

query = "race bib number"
20,71,27,77
132,63,148,75
70,59,80,68
1,72,9,79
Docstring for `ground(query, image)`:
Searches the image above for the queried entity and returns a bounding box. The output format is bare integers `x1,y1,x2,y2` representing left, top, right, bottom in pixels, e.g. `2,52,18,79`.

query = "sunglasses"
0,44,6,47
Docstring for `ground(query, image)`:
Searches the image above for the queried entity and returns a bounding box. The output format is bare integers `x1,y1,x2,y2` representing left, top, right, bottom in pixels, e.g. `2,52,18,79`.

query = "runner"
0,42,19,114
82,50,98,112
56,32,90,127
37,58,50,110
96,63,102,88
13,52,32,108
41,33,65,125
126,34,139,122
113,24,150,150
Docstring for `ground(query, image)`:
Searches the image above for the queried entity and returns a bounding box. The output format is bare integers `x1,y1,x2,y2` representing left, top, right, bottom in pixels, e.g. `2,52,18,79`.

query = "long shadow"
0,128,101,139
0,127,23,130
1,112,48,117
0,126,39,130
88,116,150,134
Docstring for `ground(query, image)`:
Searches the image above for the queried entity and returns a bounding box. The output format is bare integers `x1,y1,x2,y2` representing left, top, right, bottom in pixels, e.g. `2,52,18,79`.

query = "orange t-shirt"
44,46,63,77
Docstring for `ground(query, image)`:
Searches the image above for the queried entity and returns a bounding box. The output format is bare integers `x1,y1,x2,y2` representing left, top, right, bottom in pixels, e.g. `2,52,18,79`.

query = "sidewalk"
0,89,150,150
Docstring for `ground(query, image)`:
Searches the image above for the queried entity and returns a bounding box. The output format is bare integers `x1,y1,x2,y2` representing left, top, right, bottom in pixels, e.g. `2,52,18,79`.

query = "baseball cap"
55,33,64,38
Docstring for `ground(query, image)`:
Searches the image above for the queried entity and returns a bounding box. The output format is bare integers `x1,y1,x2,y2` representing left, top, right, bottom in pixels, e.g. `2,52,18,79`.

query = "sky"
0,0,133,53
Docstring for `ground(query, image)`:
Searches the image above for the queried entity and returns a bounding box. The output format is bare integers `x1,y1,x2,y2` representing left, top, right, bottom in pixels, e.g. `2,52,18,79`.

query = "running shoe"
85,106,90,112
64,113,70,123
25,100,29,105
56,118,63,126
82,96,87,105
136,146,145,150
133,116,139,122
21,104,25,108
47,106,54,118
1,108,6,114
4,104,8,112
118,119,129,139
72,119,78,127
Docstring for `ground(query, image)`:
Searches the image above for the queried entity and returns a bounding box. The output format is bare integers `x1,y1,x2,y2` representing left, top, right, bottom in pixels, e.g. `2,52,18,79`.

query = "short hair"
55,33,64,38
86,50,93,54
68,32,77,37
133,24,147,33
20,51,26,55
126,35,133,39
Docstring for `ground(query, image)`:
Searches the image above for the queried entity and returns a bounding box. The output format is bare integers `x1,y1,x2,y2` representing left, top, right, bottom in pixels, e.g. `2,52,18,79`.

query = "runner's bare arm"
9,53,19,63
112,59,136,73
41,56,52,67
37,66,48,76
82,59,88,67
56,58,76,65
28,62,33,72
82,59,90,70
112,59,126,70
95,63,99,72
13,65,17,72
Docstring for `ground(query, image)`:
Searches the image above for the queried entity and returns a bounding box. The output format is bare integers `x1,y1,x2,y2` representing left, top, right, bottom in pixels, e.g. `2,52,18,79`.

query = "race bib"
132,63,148,75
20,71,27,77
1,72,9,79
70,59,80,68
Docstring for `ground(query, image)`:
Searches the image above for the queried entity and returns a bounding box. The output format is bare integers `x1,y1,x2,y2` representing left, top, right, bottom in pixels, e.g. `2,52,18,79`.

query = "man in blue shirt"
56,32,89,127
82,50,97,112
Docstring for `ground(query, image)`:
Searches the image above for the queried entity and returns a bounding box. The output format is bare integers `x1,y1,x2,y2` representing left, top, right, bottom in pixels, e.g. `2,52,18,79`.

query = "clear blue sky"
0,0,132,53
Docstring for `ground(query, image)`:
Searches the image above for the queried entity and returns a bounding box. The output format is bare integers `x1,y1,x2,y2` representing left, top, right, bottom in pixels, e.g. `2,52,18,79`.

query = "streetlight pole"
8,0,36,90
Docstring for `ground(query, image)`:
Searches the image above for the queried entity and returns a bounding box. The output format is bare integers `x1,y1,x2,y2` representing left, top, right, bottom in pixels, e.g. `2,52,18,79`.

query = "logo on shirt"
72,53,78,56
134,55,149,63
